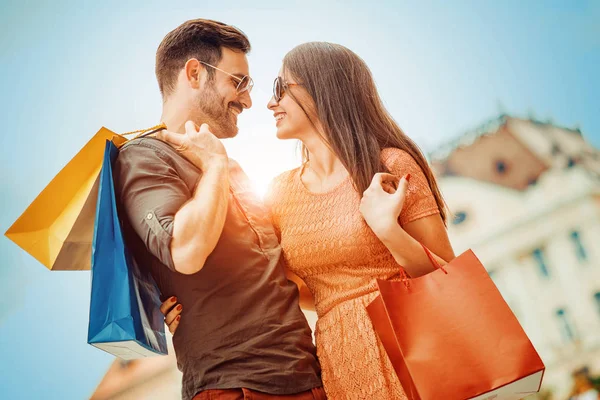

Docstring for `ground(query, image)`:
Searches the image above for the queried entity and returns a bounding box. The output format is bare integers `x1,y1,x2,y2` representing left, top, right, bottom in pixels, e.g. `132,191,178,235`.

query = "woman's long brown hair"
283,42,447,224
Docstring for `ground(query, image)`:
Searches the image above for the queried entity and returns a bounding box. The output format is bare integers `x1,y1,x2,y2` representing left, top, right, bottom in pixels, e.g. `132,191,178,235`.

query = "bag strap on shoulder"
122,122,167,140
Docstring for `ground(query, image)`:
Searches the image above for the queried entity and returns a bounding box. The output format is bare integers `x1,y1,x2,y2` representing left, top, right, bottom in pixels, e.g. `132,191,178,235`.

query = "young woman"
165,42,455,399
262,42,455,399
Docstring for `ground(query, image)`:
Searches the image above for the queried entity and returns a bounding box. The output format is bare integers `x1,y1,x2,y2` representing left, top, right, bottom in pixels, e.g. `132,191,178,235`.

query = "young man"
114,19,323,400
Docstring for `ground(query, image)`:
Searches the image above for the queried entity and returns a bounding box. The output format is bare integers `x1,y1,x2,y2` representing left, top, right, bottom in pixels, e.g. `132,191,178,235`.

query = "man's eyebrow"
231,73,247,80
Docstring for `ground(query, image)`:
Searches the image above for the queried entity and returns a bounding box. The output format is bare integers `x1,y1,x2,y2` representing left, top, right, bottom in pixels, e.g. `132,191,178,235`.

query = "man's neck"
160,98,195,134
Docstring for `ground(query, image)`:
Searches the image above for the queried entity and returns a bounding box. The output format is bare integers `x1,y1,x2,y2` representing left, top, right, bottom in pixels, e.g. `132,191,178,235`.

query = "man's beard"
194,84,240,138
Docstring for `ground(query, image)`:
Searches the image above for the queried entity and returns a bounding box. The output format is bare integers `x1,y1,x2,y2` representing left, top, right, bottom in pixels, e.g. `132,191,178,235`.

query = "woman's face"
267,68,318,140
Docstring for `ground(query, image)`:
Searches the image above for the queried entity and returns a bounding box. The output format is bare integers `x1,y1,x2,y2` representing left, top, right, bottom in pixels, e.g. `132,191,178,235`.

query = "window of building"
532,248,550,278
555,308,576,342
567,157,576,168
452,211,468,226
570,230,587,262
594,292,600,317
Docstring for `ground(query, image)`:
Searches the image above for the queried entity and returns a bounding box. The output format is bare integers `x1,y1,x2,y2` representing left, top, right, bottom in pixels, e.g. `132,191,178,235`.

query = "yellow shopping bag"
5,124,164,271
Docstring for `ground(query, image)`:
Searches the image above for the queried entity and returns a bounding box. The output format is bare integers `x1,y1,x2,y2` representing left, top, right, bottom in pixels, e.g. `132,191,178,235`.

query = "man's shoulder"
116,137,190,171
227,157,242,170
113,137,182,185
119,137,174,158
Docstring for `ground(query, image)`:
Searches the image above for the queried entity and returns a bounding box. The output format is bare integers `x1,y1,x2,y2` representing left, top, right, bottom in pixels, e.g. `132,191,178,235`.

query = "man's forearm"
170,159,229,274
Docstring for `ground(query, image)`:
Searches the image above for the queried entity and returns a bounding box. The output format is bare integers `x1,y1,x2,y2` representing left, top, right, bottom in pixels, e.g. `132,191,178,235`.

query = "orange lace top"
266,147,440,317
265,148,440,399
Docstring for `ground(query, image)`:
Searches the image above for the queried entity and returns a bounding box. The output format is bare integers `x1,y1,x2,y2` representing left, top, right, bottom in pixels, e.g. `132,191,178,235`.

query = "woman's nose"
267,95,278,110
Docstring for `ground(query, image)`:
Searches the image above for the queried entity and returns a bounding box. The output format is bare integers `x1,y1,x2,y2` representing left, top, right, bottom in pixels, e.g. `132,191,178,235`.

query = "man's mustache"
229,103,243,114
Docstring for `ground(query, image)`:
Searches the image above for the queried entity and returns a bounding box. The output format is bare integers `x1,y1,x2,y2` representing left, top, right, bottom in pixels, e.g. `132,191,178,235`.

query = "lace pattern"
266,148,440,399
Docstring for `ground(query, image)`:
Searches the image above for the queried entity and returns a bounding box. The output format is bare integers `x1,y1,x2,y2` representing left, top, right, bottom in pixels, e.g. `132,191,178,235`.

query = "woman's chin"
275,128,294,140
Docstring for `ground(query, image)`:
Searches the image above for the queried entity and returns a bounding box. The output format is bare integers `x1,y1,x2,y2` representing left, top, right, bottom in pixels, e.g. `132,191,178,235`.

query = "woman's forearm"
378,223,447,278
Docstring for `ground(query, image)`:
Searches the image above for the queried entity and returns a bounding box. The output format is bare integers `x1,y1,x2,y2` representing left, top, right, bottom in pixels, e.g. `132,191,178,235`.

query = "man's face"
193,48,252,138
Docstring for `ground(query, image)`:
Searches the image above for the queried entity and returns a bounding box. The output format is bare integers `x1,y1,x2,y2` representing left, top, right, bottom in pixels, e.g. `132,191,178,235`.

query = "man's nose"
239,90,252,109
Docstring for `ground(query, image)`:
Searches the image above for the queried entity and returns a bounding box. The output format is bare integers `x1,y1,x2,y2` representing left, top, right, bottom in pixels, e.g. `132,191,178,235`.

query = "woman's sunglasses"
272,76,301,102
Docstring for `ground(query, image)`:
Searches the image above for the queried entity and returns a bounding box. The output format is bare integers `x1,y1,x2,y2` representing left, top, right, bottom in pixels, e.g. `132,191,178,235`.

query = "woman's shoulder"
264,166,302,205
380,147,420,173
270,166,301,189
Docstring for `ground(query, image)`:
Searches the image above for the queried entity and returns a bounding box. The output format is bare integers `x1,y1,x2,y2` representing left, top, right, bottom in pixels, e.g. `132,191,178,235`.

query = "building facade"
431,115,600,398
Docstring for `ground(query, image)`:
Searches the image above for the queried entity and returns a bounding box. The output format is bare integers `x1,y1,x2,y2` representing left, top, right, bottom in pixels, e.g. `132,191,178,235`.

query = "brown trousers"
193,387,327,400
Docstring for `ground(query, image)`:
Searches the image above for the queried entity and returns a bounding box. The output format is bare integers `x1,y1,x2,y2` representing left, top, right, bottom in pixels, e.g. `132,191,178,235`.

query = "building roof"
428,114,583,162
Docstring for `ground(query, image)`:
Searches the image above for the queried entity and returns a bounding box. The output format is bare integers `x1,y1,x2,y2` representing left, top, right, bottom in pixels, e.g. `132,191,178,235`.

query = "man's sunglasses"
200,61,254,95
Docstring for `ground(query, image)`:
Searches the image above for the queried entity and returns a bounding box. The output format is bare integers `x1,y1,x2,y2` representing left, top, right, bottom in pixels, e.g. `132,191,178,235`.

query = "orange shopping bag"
366,245,545,400
5,124,164,270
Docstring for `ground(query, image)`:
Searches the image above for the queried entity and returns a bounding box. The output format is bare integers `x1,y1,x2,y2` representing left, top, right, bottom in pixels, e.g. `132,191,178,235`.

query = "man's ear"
184,58,202,89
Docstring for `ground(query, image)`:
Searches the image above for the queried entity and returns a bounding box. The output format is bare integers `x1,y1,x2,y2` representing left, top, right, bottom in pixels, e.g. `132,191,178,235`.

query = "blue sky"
0,1,598,398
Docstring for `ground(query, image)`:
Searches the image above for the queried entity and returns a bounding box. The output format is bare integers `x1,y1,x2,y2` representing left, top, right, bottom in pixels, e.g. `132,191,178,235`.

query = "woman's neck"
303,137,345,179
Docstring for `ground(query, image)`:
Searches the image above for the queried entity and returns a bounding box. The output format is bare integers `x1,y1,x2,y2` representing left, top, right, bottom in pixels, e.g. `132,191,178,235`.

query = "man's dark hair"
156,19,251,97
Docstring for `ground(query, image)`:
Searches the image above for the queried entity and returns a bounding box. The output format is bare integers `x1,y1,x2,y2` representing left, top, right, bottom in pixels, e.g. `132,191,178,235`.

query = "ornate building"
431,115,600,399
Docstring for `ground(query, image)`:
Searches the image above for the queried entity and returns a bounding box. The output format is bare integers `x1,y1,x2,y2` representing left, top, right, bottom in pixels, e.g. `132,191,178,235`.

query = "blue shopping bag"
88,140,168,359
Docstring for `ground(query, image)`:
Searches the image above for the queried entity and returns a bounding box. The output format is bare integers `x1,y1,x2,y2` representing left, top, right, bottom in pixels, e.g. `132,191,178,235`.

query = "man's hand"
156,121,227,171
159,120,230,275
160,296,182,335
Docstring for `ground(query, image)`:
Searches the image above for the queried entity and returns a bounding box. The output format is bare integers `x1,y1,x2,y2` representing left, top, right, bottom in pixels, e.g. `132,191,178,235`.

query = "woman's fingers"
394,173,411,198
159,296,177,315
165,303,182,326
168,314,181,335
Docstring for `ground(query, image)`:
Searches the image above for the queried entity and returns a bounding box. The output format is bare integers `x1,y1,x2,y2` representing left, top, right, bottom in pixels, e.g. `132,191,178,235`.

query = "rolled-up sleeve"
113,141,191,271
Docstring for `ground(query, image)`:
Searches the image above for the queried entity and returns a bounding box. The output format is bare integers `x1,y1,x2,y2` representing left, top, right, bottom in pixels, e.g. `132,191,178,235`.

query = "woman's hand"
160,296,182,335
359,173,410,239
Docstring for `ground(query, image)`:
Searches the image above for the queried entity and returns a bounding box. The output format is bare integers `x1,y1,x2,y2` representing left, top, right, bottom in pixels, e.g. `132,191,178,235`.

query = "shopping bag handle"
420,242,447,274
122,123,167,140
398,243,448,289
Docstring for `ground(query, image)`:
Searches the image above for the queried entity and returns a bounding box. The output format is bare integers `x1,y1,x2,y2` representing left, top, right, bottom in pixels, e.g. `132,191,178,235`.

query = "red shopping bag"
366,245,545,400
